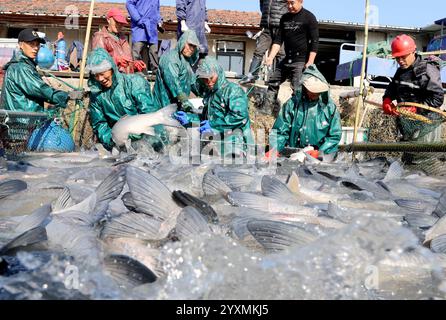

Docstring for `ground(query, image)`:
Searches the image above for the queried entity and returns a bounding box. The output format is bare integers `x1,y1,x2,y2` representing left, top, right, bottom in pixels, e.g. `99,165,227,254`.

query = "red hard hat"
391,34,416,58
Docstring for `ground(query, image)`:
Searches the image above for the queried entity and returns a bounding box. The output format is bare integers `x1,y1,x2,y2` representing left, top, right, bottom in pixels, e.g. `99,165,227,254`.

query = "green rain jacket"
271,65,342,154
187,57,254,148
0,50,69,112
152,30,200,108
88,48,158,149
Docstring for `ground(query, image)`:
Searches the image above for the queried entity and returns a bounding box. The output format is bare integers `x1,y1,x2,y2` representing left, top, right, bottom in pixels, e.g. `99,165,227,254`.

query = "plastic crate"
0,110,49,155
340,126,369,145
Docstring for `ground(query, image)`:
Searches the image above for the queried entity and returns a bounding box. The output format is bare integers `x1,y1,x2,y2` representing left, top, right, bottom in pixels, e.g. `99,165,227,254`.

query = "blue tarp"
434,18,446,26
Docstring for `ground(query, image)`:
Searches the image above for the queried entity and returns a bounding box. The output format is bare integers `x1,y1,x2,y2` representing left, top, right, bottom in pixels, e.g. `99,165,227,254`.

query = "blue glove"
173,111,190,126
199,120,212,134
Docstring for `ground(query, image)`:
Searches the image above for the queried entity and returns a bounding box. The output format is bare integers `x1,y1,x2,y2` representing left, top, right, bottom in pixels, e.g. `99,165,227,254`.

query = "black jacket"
260,0,288,28
384,55,444,113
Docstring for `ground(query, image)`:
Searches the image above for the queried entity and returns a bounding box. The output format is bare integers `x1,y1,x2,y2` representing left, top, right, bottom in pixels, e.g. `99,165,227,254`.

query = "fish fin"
103,254,157,288
261,175,299,204
60,210,97,226
404,214,439,229
394,199,430,214
121,192,137,212
229,210,276,239
0,179,27,200
341,181,364,191
0,226,47,255
175,207,212,240
126,166,179,220
13,204,52,235
425,215,446,244
101,212,162,241
296,165,313,178
383,161,404,182
216,171,254,189
227,192,276,212
430,234,446,253
172,190,219,224
434,192,446,218
202,171,232,196
247,219,317,252
286,172,301,194
52,187,75,212
345,163,361,179
315,170,341,182
94,167,127,212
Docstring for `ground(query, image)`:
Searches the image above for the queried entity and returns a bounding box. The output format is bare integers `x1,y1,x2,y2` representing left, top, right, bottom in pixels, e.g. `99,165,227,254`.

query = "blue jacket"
126,0,162,44
176,0,208,54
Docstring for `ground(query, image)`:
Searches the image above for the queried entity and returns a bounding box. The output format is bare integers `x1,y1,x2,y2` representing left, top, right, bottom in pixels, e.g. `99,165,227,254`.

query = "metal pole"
73,0,95,144
353,0,370,155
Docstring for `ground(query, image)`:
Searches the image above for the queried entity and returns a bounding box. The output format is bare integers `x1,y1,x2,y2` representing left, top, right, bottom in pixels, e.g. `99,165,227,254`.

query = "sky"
106,0,446,28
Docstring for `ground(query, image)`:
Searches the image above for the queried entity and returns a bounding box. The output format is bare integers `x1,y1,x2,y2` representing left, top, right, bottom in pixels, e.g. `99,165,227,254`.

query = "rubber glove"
134,60,146,72
177,94,194,112
199,120,212,134
205,22,211,33
382,97,398,116
306,149,319,159
263,149,280,161
173,111,190,126
181,20,189,32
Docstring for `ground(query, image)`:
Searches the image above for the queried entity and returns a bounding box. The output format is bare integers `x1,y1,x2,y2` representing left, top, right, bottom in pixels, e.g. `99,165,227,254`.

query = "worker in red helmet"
92,8,146,74
382,34,445,175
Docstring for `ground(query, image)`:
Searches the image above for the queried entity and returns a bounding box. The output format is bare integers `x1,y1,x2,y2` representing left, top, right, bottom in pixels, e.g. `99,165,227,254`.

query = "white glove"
181,20,189,32
205,22,211,34
289,151,306,163
302,146,315,153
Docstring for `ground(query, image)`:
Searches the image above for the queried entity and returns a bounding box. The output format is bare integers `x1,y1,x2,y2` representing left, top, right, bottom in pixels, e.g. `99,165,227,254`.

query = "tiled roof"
0,0,261,26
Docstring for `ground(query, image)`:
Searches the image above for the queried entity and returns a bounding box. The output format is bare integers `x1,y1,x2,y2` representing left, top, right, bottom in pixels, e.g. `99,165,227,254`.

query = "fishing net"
0,110,49,157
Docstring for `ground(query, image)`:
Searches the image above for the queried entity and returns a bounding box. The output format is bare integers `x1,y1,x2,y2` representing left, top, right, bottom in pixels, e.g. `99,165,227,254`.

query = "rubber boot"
240,56,263,84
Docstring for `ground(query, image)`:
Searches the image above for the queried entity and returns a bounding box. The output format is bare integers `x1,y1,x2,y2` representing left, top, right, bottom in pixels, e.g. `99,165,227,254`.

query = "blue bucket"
27,120,75,152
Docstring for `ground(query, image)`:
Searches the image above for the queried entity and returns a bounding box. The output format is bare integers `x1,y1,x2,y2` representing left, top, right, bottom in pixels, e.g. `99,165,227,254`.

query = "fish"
0,179,27,200
111,104,182,147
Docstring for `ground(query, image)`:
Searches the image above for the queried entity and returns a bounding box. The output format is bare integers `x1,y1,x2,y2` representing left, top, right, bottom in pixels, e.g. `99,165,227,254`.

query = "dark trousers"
132,41,159,73
268,60,306,94
265,60,306,116
248,27,285,77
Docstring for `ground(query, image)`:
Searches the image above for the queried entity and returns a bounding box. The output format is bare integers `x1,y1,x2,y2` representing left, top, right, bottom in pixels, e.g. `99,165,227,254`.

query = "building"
0,0,444,84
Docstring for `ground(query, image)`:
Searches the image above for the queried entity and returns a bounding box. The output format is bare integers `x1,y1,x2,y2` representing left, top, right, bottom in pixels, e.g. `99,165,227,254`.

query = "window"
216,41,245,77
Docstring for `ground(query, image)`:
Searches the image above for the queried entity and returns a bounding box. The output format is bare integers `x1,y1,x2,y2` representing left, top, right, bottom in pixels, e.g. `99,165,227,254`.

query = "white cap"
302,76,329,93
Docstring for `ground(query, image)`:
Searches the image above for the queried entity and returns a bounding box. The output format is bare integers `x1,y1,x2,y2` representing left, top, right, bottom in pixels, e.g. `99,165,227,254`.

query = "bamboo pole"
353,0,370,153
419,50,446,56
73,0,95,145
341,142,446,153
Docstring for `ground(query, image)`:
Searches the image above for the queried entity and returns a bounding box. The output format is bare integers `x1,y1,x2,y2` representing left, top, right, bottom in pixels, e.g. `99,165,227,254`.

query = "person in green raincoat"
173,56,253,156
267,64,341,160
0,28,82,112
152,30,200,111
87,48,158,150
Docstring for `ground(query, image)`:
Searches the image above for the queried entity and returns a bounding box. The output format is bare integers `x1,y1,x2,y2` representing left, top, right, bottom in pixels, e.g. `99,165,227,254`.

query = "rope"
42,71,80,91
396,102,446,124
